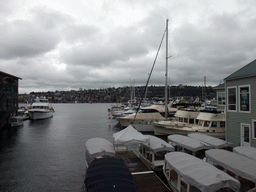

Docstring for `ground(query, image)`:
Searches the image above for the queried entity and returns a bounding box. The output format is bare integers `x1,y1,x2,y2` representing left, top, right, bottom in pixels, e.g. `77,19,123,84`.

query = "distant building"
224,59,256,147
0,71,21,130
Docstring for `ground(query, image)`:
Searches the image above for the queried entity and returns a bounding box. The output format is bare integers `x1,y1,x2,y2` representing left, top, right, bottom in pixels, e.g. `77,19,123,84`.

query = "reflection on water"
0,103,120,191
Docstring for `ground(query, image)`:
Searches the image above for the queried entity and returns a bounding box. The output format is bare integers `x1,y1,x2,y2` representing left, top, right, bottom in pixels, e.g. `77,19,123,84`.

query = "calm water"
0,103,122,191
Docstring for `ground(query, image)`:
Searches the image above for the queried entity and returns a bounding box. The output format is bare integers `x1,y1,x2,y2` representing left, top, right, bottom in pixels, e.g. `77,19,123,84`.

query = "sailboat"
116,19,176,132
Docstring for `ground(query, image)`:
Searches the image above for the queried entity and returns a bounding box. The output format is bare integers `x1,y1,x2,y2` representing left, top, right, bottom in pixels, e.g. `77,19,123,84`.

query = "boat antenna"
133,26,166,120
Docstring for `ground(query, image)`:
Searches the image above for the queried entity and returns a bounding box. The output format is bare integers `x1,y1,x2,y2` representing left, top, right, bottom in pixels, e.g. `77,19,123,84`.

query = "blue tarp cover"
85,157,136,192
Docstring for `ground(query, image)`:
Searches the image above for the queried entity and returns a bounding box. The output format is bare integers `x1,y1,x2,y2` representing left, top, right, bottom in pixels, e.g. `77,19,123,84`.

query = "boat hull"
29,111,53,120
153,123,225,139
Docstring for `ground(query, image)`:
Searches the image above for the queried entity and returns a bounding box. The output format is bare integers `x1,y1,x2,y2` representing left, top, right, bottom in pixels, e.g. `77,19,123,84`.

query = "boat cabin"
206,149,256,191
139,135,174,171
174,109,200,126
163,152,240,192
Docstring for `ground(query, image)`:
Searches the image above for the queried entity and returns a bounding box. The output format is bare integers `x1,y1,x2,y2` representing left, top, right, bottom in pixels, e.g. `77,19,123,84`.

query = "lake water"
0,103,122,191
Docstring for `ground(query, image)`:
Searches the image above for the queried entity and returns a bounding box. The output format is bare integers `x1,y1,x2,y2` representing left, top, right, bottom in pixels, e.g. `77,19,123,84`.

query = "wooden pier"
116,150,171,192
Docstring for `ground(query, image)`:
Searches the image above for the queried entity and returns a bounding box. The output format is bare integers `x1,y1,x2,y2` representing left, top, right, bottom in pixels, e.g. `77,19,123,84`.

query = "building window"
217,92,225,106
227,87,237,111
253,120,256,139
239,85,250,113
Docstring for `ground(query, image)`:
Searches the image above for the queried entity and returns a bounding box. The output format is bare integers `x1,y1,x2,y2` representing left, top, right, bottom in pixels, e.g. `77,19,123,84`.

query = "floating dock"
116,150,171,192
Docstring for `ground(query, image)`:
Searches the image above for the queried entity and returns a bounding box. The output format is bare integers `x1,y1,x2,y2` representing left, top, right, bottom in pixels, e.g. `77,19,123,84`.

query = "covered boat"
188,133,233,149
233,146,256,161
206,149,256,191
113,125,149,150
163,152,240,192
85,137,115,167
167,134,212,158
85,157,136,192
139,135,174,171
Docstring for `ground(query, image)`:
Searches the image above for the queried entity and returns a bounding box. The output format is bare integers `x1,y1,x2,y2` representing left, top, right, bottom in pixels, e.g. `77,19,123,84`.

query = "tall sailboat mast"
165,19,169,120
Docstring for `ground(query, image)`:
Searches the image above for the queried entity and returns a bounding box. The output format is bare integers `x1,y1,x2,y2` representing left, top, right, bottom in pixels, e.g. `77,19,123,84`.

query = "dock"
116,150,171,192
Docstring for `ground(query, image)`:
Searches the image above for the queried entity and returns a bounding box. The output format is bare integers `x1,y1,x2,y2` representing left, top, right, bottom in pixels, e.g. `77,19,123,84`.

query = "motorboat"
167,134,212,158
153,108,200,135
233,146,256,161
85,137,116,168
10,116,23,127
206,149,256,191
17,106,29,120
163,152,240,192
27,97,54,120
138,135,174,171
85,157,136,192
116,103,177,132
154,110,226,139
188,133,233,149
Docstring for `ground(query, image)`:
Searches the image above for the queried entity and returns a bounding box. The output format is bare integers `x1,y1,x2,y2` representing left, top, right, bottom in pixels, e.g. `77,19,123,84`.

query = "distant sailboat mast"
165,19,169,120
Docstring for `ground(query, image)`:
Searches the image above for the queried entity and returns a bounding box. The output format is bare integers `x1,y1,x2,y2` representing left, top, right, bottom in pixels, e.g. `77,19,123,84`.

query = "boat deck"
116,150,171,192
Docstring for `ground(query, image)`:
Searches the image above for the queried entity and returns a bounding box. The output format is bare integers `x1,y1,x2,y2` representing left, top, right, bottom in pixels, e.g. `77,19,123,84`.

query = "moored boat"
206,149,256,191
116,104,176,132
163,152,240,192
85,137,116,168
138,135,174,171
10,116,23,127
27,97,54,120
153,110,226,139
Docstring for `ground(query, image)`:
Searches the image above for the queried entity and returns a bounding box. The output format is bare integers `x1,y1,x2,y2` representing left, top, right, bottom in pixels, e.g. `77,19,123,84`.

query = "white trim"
217,92,225,106
238,84,251,113
227,86,237,112
240,123,251,147
252,119,256,140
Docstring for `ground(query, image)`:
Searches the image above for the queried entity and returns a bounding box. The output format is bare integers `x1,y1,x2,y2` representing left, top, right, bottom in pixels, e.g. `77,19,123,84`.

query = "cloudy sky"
1,0,256,94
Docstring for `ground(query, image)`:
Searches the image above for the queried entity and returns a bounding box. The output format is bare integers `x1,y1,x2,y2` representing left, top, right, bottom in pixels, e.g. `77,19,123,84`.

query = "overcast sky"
1,0,256,94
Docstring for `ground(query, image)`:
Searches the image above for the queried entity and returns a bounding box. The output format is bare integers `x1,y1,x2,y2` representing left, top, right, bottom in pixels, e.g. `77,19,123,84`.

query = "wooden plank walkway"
116,151,171,192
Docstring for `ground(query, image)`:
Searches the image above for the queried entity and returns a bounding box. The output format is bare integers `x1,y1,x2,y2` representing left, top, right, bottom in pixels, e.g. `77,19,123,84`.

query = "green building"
224,59,256,147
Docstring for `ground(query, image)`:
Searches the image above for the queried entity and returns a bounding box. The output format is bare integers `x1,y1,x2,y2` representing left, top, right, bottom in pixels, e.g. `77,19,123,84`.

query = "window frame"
227,86,237,112
252,119,256,140
238,85,251,113
217,91,225,106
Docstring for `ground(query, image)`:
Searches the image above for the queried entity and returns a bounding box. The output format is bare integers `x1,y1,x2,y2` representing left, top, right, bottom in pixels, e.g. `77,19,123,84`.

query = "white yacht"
27,97,54,120
153,108,200,135
138,135,174,171
116,103,177,132
153,110,226,139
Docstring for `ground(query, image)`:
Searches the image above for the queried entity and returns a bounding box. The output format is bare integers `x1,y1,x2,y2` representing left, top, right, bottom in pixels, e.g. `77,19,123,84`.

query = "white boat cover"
113,124,149,145
205,149,256,183
141,135,174,152
168,134,212,152
165,152,240,192
233,146,256,161
85,138,115,161
188,133,233,148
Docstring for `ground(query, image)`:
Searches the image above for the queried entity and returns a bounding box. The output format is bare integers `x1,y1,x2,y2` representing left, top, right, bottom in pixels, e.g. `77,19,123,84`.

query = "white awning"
165,152,240,192
206,149,256,183
113,125,149,145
